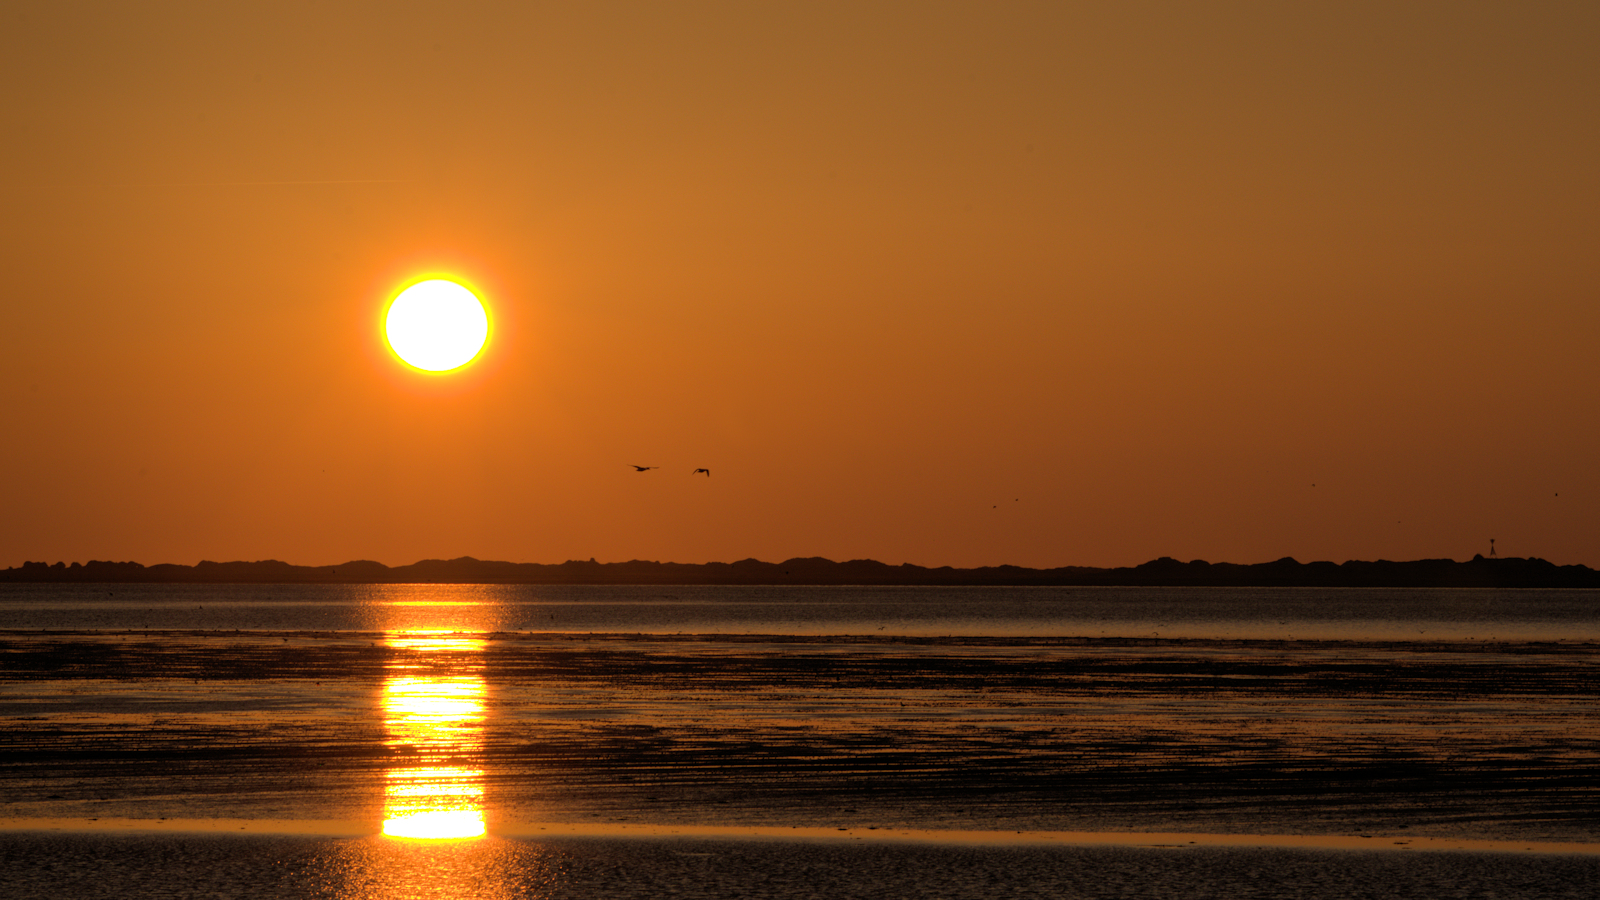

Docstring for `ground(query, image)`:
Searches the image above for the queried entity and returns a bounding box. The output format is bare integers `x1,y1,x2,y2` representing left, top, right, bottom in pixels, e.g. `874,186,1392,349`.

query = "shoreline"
3,817,1597,855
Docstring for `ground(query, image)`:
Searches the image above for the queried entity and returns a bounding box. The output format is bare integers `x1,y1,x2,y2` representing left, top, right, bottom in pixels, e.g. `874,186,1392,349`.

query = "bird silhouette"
630,465,658,472
692,468,711,477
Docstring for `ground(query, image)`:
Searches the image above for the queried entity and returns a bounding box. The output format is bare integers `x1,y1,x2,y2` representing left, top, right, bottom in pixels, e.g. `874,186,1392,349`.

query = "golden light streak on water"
387,633,487,654
381,632,488,840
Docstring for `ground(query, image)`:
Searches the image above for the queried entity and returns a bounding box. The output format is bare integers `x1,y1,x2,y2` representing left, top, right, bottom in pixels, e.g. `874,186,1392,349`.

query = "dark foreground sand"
3,830,1598,900
1,631,1595,844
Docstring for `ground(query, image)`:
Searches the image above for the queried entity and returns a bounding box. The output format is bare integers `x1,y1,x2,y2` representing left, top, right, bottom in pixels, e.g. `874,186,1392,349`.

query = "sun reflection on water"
382,632,487,840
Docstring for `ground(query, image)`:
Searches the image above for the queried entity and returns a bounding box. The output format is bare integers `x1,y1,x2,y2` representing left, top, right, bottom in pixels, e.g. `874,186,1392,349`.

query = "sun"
385,280,490,372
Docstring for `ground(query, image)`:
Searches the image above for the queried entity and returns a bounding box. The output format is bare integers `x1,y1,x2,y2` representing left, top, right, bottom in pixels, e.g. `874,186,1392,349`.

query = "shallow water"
3,631,1594,840
2,584,1597,897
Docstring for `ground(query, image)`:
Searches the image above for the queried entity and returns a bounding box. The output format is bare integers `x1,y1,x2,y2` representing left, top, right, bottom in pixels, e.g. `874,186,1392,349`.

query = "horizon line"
3,552,1575,572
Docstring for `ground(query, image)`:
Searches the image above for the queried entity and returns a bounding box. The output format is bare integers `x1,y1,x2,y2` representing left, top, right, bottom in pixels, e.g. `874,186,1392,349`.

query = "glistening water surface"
4,582,1597,640
2,584,1596,898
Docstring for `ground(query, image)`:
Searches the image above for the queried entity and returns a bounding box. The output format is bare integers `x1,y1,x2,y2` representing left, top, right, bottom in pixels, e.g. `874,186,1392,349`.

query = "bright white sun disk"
386,280,489,372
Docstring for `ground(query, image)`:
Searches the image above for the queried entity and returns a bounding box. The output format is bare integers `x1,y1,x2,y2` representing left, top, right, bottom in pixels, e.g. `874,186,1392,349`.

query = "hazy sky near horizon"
3,1,1597,569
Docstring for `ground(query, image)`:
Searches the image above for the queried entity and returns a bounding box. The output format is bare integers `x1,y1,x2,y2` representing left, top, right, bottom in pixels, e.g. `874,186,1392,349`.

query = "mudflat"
2,630,1595,843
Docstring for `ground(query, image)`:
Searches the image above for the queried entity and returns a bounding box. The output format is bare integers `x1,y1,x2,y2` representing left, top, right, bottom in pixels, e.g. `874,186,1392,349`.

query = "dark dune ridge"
4,554,1597,587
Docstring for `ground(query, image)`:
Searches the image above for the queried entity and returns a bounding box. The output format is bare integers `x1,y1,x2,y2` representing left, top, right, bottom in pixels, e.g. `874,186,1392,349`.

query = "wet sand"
5,816,1597,856
4,829,1598,900
2,630,1596,843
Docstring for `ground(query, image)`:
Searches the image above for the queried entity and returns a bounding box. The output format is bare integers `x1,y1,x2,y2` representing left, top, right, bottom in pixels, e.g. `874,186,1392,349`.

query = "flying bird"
630,465,658,472
693,468,711,477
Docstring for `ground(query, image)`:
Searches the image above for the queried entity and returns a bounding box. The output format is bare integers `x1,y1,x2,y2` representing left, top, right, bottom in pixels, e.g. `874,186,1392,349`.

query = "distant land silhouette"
2,555,1598,588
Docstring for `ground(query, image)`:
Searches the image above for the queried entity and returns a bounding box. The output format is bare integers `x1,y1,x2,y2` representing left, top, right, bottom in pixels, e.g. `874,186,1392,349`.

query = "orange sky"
3,2,1597,569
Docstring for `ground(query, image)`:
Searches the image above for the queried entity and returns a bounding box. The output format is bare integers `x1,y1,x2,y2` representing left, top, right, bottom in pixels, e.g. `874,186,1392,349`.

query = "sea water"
2,584,1596,898
3,582,1597,640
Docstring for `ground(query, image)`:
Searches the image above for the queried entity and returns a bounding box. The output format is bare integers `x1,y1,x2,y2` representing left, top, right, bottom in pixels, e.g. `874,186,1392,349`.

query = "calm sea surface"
2,584,1597,898
3,582,1597,640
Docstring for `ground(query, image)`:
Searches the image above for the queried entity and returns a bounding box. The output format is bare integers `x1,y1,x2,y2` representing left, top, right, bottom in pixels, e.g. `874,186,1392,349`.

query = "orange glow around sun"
384,279,491,373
